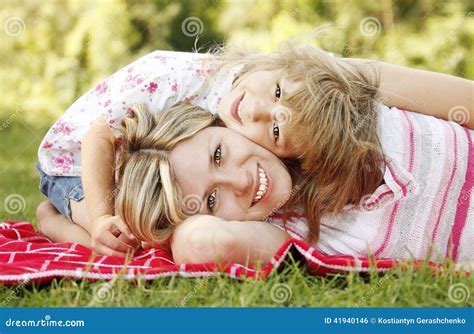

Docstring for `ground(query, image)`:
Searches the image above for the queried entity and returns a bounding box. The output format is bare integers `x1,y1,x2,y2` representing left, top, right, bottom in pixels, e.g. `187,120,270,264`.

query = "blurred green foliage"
0,0,472,124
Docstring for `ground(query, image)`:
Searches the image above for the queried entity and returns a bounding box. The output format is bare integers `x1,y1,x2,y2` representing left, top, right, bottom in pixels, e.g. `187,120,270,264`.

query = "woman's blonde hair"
211,43,384,244
115,103,216,244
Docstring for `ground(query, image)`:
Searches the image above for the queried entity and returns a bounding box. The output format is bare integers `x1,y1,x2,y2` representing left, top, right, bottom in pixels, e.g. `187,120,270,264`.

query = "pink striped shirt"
269,104,473,262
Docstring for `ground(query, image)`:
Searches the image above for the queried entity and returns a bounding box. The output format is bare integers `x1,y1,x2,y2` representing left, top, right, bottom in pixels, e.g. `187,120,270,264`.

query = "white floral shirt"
38,50,242,176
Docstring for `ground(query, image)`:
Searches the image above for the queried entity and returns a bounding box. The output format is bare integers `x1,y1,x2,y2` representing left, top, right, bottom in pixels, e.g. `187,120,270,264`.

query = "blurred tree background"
0,0,473,125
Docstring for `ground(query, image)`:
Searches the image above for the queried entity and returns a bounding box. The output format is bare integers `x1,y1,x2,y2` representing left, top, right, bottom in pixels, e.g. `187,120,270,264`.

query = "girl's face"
169,126,293,221
217,69,300,158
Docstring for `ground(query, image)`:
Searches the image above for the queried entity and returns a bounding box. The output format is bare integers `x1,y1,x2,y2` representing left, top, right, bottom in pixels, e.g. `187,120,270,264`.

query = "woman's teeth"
237,101,242,120
253,166,268,204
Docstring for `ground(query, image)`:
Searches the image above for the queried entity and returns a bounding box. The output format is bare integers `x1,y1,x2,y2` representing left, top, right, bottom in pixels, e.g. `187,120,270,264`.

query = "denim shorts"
35,162,84,222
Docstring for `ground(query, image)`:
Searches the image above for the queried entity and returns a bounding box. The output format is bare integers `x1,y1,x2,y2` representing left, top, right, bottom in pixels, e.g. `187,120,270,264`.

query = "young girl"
36,44,473,258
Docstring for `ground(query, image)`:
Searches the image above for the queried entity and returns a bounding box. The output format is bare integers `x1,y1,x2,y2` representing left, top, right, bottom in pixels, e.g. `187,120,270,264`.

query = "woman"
38,102,473,268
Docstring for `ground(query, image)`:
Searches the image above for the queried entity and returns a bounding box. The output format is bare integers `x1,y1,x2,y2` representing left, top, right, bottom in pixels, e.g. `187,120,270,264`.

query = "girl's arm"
171,215,290,266
81,116,136,256
346,59,474,129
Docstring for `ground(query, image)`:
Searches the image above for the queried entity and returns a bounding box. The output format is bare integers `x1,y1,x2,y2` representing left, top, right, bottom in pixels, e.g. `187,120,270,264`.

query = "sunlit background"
1,0,473,122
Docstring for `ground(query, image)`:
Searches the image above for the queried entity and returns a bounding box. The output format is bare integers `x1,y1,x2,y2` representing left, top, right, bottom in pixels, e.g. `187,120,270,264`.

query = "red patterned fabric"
0,221,434,285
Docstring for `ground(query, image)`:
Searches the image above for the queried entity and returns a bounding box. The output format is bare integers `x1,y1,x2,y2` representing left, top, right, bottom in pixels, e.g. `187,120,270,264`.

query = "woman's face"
169,126,293,221
217,69,300,158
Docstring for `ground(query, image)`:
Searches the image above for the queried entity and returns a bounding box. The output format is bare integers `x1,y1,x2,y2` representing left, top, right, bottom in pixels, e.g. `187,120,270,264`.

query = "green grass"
0,120,472,307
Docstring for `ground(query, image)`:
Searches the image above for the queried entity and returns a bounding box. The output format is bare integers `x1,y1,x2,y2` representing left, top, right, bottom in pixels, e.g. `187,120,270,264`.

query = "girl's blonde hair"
115,103,216,244
211,44,384,244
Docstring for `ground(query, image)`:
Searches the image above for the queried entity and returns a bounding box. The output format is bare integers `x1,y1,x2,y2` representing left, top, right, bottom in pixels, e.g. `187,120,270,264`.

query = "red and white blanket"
0,221,433,285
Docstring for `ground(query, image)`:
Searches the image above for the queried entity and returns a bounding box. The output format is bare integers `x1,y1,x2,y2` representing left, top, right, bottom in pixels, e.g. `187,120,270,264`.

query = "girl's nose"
249,101,271,123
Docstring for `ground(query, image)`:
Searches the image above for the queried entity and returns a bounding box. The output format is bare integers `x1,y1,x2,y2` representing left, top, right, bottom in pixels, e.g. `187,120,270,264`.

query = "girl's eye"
273,123,280,142
214,146,222,166
275,84,281,100
207,190,217,211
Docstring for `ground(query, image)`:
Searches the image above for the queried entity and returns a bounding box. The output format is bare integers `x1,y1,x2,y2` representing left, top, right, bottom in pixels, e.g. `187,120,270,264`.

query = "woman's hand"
90,214,138,257
171,215,290,266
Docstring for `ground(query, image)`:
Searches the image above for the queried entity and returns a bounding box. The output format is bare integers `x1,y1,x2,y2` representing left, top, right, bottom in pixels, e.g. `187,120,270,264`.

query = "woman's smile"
251,163,272,207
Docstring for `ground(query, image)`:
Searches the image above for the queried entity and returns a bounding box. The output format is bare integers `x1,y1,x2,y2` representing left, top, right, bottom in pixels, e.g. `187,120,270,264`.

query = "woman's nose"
219,170,252,197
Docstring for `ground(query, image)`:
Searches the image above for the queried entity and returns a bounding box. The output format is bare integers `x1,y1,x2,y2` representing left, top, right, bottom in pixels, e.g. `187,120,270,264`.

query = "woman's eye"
273,123,280,142
275,84,281,99
214,146,222,166
207,190,217,211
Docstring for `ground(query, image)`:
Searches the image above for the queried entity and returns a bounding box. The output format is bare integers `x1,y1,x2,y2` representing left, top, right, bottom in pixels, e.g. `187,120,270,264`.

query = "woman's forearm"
81,117,118,232
346,58,474,129
171,215,290,266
